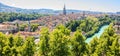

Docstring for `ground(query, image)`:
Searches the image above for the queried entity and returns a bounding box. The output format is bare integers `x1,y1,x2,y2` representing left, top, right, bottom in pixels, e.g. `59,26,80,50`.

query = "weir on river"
85,25,109,43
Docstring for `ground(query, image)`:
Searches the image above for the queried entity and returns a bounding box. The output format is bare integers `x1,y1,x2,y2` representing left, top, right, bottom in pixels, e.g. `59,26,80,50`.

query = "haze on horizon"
0,0,120,12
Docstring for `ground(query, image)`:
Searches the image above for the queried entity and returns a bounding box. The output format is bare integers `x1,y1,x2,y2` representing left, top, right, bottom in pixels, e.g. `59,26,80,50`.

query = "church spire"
63,4,66,15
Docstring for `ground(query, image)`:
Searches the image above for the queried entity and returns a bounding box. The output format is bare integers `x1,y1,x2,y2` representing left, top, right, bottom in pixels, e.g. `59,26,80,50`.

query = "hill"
0,3,115,14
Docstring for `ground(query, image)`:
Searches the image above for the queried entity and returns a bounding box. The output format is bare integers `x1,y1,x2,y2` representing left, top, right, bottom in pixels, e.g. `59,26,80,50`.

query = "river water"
85,25,109,43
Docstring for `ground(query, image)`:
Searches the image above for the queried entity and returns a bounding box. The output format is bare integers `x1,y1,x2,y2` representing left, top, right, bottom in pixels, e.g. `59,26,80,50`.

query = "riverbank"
85,25,109,43
85,23,110,38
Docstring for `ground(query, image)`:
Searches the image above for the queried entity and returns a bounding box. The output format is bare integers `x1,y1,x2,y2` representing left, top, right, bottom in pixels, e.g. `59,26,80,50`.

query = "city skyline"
0,0,120,12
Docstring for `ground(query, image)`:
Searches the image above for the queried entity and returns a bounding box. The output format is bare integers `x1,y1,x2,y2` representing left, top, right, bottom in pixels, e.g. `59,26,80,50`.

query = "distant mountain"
0,3,56,14
116,12,120,14
0,3,115,14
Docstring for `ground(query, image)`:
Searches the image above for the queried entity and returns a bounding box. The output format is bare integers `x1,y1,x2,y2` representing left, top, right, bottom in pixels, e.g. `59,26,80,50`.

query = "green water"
85,25,109,43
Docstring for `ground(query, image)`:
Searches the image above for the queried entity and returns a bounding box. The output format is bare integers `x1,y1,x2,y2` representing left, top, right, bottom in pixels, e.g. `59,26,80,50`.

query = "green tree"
109,36,120,55
2,45,11,56
90,37,99,55
70,30,89,56
94,23,116,56
49,25,70,56
31,24,39,32
22,37,35,56
0,32,7,56
38,27,50,56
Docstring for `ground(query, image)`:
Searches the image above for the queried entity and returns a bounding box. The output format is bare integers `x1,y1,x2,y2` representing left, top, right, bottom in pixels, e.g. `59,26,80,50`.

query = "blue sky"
0,0,120,12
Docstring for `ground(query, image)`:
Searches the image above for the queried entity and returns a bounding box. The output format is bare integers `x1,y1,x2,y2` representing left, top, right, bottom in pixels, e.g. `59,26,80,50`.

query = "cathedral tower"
63,4,66,15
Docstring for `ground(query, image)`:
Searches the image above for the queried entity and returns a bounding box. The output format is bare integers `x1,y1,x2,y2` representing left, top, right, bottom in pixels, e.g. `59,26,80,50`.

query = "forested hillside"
0,12,49,23
66,15,112,38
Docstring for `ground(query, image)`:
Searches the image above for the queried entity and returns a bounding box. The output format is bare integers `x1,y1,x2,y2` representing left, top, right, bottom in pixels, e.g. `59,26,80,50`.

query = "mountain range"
0,3,117,14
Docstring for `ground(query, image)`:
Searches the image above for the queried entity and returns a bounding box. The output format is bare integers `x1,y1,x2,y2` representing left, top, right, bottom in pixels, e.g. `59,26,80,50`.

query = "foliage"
22,37,35,56
31,24,39,32
0,19,119,56
38,27,50,56
70,30,89,56
0,12,49,23
90,23,120,56
19,24,27,31
48,25,70,56
19,23,39,32
66,15,112,38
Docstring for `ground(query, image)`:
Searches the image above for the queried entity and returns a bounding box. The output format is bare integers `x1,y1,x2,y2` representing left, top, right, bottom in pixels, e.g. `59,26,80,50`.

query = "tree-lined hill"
0,3,115,14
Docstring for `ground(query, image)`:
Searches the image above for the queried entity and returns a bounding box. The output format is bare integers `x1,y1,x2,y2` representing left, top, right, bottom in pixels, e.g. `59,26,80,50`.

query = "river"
85,25,109,43
34,25,109,44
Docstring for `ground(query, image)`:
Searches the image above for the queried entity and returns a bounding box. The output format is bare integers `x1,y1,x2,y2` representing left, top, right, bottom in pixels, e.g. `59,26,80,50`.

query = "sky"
0,0,120,12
